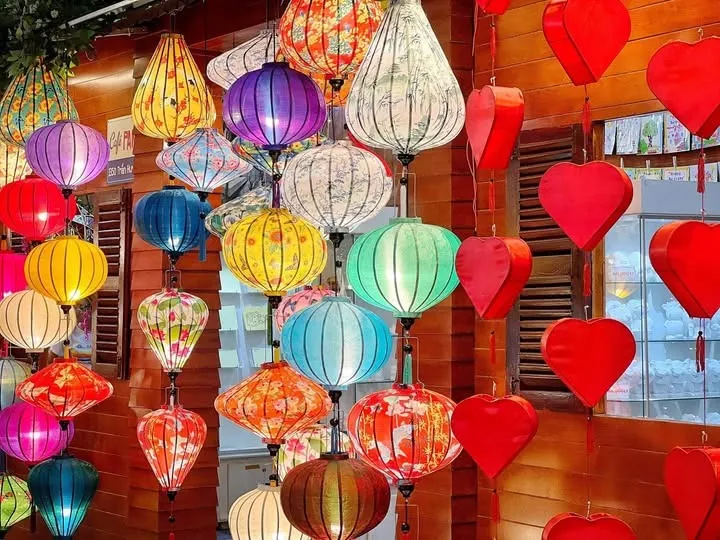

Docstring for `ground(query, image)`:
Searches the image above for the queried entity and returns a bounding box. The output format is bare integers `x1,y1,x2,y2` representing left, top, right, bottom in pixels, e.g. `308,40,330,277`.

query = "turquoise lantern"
281,296,393,389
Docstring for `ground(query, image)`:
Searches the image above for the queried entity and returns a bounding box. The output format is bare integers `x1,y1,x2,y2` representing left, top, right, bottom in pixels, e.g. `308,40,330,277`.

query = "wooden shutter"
506,126,586,411
91,189,131,379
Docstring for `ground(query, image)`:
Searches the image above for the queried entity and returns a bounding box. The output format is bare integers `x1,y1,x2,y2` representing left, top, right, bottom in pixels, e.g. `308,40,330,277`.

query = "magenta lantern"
0,401,74,463
0,251,26,299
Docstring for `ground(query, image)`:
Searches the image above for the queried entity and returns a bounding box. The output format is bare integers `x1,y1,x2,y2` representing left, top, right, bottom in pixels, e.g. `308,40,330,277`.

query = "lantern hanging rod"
68,0,156,27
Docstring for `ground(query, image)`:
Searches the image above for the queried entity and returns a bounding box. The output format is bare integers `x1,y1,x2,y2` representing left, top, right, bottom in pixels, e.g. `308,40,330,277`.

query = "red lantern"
543,513,636,539
0,175,77,242
0,251,26,299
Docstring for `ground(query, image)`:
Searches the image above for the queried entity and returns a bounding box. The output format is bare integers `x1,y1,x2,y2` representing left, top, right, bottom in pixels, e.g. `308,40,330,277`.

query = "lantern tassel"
698,151,706,194
586,409,594,455
199,220,207,262
583,254,591,299
489,331,496,366
491,487,500,523
697,330,706,373
582,93,592,140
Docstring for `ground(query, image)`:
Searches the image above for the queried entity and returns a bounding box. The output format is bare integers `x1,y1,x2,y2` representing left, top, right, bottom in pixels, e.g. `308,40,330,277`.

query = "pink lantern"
0,401,74,463
274,286,335,330
0,251,26,299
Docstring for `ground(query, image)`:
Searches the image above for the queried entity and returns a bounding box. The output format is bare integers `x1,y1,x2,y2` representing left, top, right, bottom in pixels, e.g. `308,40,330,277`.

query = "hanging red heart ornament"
466,86,525,170
647,37,720,139
451,394,538,479
542,0,631,86
543,513,636,540
649,221,720,319
539,161,633,251
541,318,636,408
665,447,720,540
476,0,511,16
455,236,532,319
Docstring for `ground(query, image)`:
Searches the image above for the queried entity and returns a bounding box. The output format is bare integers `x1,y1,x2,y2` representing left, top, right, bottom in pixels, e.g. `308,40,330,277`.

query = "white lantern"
281,141,393,234
228,484,309,540
0,290,76,352
207,29,279,90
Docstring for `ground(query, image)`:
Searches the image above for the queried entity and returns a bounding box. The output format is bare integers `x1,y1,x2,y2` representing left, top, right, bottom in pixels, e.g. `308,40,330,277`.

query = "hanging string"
489,170,496,237
585,408,593,517
168,491,176,540
582,85,591,157
490,478,500,539
490,15,497,87
466,141,478,236
489,331,496,366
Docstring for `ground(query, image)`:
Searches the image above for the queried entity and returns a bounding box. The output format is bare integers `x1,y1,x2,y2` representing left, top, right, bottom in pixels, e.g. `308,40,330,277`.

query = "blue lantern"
134,185,211,265
28,454,98,540
281,296,393,389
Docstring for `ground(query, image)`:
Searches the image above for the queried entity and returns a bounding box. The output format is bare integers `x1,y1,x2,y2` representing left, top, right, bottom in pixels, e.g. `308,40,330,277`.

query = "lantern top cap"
390,217,423,225
52,357,80,365
261,360,289,370
319,452,350,461
162,185,188,191
256,483,281,493
319,296,350,304
194,127,219,134
261,61,291,69
161,33,185,39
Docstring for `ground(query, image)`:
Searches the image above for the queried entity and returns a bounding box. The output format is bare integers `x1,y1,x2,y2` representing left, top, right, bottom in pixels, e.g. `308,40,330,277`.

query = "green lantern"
0,473,32,537
346,217,460,319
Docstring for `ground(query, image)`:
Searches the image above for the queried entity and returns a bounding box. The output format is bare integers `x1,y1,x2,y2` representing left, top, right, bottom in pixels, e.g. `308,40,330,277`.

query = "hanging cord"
582,85,591,159
267,444,281,486
585,408,593,517
398,482,415,539
490,477,500,540
167,490,177,540
328,390,342,454
329,233,344,294
490,15,497,87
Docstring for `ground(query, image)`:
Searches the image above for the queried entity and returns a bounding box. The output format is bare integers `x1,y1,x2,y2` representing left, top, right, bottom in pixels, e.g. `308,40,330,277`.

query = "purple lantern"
0,401,74,464
25,120,110,193
222,62,327,153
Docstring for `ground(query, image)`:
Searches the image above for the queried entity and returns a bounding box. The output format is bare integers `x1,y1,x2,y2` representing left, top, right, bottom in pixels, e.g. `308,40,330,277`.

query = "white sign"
107,115,134,184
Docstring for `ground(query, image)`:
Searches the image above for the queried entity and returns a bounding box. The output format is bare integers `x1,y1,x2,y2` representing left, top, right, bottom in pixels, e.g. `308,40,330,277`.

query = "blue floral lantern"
280,296,393,389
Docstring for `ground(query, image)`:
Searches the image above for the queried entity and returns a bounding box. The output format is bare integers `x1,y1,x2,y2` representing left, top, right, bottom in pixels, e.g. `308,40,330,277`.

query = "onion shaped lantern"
229,484,309,540
25,236,108,309
346,217,460,319
207,29,279,90
25,121,110,192
0,357,30,410
280,454,391,540
0,62,78,146
28,454,98,540
132,33,215,141
0,474,32,535
232,135,322,176
156,128,253,201
0,251,26,299
222,208,327,302
281,296,392,388
0,176,77,241
204,186,271,238
0,401,74,463
0,141,30,186
278,424,354,479
281,141,393,234
274,286,335,330
223,62,327,152
345,0,465,159
137,288,209,373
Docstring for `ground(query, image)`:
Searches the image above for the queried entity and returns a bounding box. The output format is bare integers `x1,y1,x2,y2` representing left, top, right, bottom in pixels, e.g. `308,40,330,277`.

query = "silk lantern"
346,0,465,159
0,62,78,146
132,33,215,141
0,474,32,536
0,175,77,242
25,121,110,192
0,357,30,409
0,141,30,186
278,424,353,479
137,288,209,373
280,454,391,540
229,484,310,540
232,135,321,176
204,186,271,238
207,28,279,90
25,236,108,308
0,401,74,463
28,454,98,540
274,286,335,330
0,251,26,299
156,128,252,201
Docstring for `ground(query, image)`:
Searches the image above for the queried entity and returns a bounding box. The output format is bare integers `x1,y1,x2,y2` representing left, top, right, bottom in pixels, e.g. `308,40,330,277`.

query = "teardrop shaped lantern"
345,0,465,158
0,175,77,241
137,288,209,373
0,141,30,186
229,484,310,540
0,401,75,464
25,236,108,309
204,186,271,238
0,474,32,535
281,141,393,234
132,33,215,141
274,285,335,330
156,128,252,200
278,424,354,479
28,454,98,540
232,135,322,176
207,29,279,90
0,251,26,299
346,217,460,318
0,356,30,410
281,296,392,388
0,62,78,146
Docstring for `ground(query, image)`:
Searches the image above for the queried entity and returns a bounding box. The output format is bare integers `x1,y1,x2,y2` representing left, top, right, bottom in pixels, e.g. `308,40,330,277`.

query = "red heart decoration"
466,86,524,170
543,513,636,540
541,318,635,408
647,38,720,139
665,447,720,540
455,236,532,319
650,221,720,319
451,394,538,479
542,0,630,86
475,0,510,16
539,161,633,251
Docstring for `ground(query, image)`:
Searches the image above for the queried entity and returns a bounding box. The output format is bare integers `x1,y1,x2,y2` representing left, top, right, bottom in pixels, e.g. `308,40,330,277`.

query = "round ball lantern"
25,121,110,192
274,286,335,330
232,134,322,176
207,29,279,90
229,484,309,540
346,217,460,319
278,424,354,479
137,288,209,373
25,236,108,308
0,141,30,186
223,62,327,152
281,141,393,234
0,251,26,299
0,401,75,464
132,33,215,141
156,128,252,200
28,454,98,540
0,474,32,535
280,453,391,540
222,208,327,301
0,175,77,241
281,296,392,388
204,186,271,239
0,357,30,410
0,62,78,146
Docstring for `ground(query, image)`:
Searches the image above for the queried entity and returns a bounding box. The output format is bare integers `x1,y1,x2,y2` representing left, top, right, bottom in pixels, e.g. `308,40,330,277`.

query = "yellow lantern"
25,236,108,308
222,208,327,301
0,141,30,186
132,33,216,141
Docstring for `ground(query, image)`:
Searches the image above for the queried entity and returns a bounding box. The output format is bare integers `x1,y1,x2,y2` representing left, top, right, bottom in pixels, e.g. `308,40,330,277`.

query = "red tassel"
488,180,496,214
583,259,591,298
489,331,496,366
402,533,410,540
169,533,175,540
586,413,595,455
582,96,592,138
490,25,497,68
491,489,500,523
698,152,706,194
697,331,706,373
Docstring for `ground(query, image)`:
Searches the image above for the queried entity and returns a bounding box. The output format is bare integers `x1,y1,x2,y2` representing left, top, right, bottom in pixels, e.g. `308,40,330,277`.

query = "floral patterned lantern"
137,288,209,374
229,484,309,540
278,424,354,479
204,186,271,239
274,286,335,330
0,141,30,186
0,473,32,536
0,251,26,300
0,401,74,463
232,135,322,176
207,29,279,90
0,356,30,410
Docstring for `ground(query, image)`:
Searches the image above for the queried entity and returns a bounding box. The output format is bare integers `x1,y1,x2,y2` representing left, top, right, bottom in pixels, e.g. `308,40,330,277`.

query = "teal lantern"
281,296,393,389
346,217,461,319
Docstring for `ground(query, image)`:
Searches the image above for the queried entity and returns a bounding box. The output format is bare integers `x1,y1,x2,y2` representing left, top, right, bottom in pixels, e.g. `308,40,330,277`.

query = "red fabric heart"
543,513,636,540
466,86,524,170
541,318,635,408
647,38,720,139
476,0,510,15
539,161,632,251
650,221,720,319
455,236,532,320
451,394,538,479
665,447,720,540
